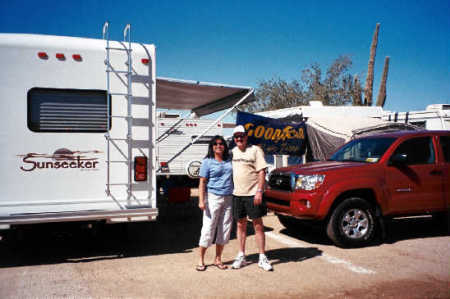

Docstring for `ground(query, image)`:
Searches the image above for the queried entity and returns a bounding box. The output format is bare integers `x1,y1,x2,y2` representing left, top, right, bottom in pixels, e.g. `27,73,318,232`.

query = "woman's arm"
198,177,207,210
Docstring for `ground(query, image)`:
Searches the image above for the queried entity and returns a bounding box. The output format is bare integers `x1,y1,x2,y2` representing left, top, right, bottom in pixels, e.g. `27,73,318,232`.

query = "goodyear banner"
236,111,306,156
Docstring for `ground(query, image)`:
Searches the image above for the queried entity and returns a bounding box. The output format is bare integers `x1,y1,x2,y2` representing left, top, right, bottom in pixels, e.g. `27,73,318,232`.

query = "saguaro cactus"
376,56,390,107
352,75,363,106
364,23,380,106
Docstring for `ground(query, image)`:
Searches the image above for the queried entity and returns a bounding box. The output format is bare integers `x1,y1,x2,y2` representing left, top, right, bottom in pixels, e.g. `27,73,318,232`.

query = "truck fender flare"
317,179,386,217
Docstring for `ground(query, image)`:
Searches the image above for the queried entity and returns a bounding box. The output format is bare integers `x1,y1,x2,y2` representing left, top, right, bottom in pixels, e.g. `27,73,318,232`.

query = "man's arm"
254,169,266,205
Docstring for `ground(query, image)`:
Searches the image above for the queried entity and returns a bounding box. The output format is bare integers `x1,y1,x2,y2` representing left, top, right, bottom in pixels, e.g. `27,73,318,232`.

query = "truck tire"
326,197,377,248
277,215,308,232
432,212,450,232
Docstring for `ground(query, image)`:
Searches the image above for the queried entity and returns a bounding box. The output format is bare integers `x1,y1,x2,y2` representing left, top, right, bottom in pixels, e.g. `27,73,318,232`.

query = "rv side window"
28,88,111,133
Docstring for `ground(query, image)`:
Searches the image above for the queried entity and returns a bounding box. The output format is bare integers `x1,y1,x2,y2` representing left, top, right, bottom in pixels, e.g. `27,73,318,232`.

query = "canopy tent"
156,77,255,117
258,103,383,119
258,107,419,161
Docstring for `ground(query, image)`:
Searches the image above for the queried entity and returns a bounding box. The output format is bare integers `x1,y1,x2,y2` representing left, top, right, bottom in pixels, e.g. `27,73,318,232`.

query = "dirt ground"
0,196,449,298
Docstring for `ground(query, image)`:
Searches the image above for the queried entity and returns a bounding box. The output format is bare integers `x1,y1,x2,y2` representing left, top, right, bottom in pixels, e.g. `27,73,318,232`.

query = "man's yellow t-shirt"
232,145,267,196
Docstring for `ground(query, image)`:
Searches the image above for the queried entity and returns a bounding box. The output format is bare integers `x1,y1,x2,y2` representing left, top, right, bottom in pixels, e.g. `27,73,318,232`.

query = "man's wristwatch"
257,189,264,193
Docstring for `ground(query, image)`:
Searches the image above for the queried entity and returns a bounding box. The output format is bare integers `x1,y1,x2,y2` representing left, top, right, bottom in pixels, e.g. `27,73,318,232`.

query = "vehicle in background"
0,25,254,231
264,130,450,247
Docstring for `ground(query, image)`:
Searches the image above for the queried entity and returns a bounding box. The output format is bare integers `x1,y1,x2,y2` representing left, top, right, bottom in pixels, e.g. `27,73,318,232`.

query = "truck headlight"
294,174,325,191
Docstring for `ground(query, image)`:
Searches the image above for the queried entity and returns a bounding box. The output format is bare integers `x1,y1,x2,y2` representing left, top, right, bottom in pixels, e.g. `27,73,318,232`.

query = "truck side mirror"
390,153,408,165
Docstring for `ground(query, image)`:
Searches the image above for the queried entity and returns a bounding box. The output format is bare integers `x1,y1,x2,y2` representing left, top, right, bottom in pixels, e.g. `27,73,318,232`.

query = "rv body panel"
0,34,157,225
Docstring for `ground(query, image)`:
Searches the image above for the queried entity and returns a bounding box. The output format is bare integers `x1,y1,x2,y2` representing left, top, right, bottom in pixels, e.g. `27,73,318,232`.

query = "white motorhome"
0,25,253,229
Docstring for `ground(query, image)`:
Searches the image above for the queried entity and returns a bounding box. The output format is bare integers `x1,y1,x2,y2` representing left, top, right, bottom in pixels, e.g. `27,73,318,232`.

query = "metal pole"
190,88,254,145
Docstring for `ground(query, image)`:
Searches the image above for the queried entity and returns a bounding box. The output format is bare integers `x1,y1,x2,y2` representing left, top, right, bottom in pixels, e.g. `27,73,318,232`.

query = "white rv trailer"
154,77,253,180
382,104,450,130
0,27,253,229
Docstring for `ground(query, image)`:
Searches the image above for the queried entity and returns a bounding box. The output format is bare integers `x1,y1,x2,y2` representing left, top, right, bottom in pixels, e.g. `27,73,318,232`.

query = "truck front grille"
268,172,293,191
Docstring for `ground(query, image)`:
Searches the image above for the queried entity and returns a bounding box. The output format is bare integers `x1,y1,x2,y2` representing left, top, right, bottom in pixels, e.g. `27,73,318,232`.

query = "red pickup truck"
264,130,450,247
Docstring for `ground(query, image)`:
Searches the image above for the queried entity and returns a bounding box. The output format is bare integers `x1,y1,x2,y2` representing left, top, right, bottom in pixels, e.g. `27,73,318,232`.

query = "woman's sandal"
214,263,228,270
196,264,207,271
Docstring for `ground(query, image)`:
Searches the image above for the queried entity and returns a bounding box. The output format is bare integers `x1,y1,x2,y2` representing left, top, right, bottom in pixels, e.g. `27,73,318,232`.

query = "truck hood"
273,161,369,175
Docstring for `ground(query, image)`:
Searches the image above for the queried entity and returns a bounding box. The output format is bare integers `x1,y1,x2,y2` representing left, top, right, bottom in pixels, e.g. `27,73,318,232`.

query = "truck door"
386,136,444,214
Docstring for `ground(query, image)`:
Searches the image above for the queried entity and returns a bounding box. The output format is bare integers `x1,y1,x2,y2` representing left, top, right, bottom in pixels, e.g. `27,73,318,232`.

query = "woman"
196,135,233,271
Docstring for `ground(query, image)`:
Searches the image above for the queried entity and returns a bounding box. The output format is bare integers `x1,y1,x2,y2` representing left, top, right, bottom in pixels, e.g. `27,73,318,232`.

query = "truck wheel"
277,215,307,231
326,197,377,248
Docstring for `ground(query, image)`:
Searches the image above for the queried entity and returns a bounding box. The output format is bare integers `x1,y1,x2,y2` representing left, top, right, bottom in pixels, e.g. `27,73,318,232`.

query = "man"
231,125,273,271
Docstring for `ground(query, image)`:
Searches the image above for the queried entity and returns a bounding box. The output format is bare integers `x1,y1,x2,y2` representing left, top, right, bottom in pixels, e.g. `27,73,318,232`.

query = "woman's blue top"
199,158,233,196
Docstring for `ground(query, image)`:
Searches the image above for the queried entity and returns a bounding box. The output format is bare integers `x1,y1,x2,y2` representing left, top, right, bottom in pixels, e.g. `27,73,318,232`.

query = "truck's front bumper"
264,189,323,220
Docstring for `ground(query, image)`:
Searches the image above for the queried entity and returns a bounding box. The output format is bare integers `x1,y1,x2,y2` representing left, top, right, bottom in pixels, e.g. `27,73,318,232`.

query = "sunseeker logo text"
18,149,102,172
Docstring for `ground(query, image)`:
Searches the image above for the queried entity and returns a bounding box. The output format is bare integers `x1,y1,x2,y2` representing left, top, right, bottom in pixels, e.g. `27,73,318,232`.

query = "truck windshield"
329,137,396,163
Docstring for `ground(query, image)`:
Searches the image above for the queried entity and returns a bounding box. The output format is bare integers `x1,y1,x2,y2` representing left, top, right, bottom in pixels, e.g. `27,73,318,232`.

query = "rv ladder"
103,22,141,208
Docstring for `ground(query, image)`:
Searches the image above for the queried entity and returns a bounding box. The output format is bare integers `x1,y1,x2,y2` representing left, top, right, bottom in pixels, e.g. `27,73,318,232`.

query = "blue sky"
1,0,449,114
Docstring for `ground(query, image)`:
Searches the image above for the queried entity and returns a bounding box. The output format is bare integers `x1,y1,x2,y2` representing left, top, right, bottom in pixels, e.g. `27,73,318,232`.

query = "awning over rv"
156,77,255,116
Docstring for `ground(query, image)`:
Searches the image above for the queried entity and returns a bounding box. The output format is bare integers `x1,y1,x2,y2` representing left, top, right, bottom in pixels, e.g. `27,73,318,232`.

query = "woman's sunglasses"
213,142,225,146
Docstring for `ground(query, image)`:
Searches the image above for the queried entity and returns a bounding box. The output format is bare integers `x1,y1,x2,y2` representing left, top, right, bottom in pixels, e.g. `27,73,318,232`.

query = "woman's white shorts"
198,193,233,248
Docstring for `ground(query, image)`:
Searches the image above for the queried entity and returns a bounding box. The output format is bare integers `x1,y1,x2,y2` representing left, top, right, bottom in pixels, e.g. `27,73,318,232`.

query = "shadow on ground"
280,224,333,246
0,198,273,267
383,216,450,244
277,215,450,247
242,247,322,267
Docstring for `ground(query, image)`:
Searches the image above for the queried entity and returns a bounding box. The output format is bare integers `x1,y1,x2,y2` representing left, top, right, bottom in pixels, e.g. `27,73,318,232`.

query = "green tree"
243,55,363,112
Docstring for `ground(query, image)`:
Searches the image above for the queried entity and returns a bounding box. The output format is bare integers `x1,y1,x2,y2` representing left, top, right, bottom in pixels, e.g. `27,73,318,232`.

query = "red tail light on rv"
134,156,147,182
160,162,169,172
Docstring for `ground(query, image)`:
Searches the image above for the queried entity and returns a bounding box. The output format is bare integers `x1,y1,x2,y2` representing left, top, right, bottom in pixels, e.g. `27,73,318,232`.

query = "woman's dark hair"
205,135,230,160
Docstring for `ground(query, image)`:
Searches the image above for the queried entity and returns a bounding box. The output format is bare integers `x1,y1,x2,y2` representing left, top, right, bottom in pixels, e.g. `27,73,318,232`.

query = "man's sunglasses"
233,134,246,139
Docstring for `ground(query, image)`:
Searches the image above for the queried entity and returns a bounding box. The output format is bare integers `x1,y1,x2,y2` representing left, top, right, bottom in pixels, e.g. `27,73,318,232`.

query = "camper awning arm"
190,88,254,144
156,88,254,172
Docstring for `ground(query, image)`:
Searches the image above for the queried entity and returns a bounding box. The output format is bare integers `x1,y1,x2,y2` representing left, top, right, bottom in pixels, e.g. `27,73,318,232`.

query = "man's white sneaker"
258,256,273,271
231,254,246,269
